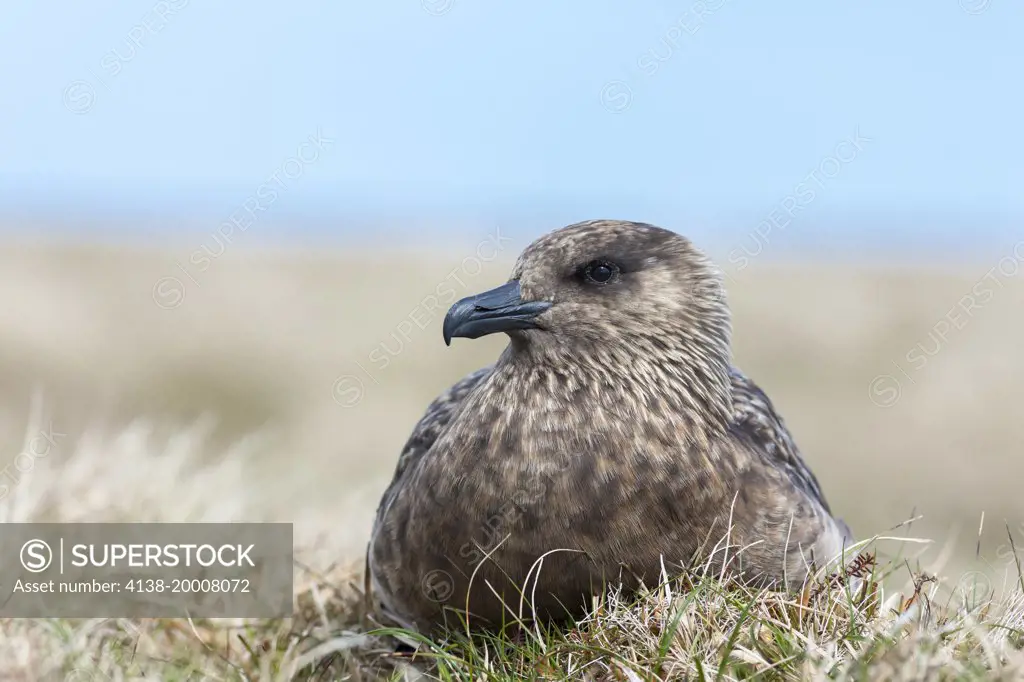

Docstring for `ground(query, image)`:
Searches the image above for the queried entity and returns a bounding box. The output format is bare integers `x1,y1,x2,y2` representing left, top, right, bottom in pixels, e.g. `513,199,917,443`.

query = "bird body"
368,220,851,631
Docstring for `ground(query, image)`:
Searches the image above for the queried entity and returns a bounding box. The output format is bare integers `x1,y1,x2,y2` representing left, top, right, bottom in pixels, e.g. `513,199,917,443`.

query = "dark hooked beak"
442,280,551,346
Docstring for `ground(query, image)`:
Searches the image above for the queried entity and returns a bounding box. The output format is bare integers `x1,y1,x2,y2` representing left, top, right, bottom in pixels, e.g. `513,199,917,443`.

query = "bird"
367,219,852,633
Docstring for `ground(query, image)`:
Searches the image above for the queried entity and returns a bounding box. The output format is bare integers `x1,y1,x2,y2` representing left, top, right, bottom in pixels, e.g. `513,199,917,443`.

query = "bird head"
442,220,731,364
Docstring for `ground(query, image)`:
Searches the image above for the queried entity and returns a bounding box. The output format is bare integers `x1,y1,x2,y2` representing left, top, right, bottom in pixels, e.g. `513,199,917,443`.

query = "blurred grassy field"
1,233,1022,578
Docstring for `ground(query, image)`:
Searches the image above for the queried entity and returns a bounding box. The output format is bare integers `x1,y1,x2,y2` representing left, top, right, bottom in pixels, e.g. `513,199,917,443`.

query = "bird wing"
370,364,493,536
724,368,853,576
386,365,492,487
728,367,833,513
367,365,493,624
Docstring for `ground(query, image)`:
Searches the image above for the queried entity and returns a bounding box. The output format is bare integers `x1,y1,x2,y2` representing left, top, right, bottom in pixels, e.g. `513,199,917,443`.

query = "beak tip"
442,318,455,346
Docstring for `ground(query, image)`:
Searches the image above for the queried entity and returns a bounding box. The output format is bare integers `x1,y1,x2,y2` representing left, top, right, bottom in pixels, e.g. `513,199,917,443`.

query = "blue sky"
0,1,1020,247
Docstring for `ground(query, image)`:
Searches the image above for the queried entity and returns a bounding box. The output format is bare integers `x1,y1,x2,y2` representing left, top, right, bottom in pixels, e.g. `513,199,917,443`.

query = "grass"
3,240,1024,567
2,239,1024,679
3,403,1024,681
14,544,1024,680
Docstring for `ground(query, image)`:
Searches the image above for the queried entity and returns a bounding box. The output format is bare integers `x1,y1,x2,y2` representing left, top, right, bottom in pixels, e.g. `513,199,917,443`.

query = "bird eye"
583,260,619,285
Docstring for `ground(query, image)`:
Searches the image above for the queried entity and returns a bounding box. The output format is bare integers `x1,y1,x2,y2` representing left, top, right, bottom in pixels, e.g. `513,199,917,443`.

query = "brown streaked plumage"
368,219,852,632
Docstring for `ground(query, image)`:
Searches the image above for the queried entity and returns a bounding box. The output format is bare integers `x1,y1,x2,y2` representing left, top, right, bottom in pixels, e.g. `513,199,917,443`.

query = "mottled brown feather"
367,220,852,632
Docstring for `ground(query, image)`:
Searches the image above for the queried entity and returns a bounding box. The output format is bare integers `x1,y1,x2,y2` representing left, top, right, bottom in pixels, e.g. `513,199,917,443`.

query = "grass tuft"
2,406,1023,680
11,546,1020,681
